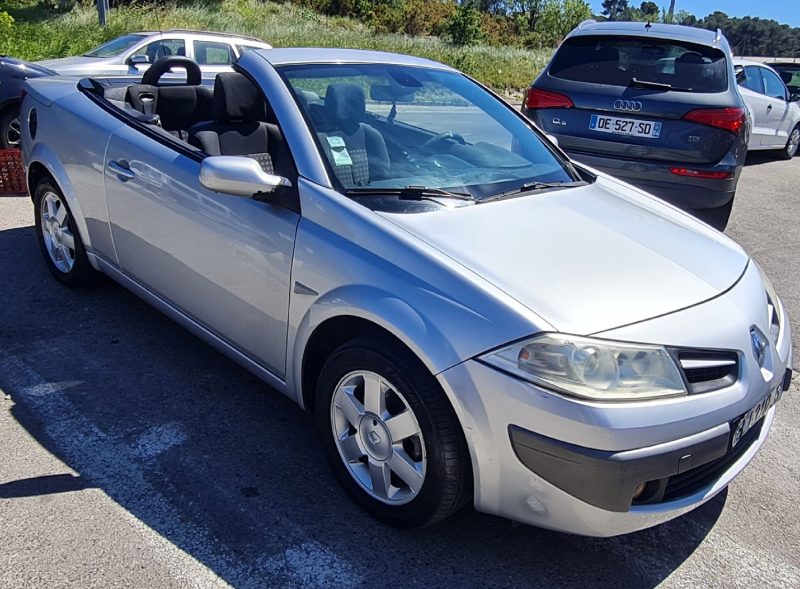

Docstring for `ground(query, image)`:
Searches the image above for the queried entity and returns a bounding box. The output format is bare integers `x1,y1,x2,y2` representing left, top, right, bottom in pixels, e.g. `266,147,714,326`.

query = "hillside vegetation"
0,0,550,92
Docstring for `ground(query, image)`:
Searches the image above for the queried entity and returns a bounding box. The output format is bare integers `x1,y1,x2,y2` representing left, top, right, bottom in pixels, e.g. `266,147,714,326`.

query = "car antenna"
645,21,652,31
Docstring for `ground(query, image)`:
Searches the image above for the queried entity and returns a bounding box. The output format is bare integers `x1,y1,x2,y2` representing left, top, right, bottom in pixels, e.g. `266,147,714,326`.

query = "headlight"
480,333,686,401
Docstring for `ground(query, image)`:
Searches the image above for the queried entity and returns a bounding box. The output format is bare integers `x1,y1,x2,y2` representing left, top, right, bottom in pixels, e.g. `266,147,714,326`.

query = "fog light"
632,482,647,500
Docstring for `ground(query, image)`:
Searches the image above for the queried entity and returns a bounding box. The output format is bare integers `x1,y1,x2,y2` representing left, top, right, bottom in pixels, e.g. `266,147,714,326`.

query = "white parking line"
0,351,362,588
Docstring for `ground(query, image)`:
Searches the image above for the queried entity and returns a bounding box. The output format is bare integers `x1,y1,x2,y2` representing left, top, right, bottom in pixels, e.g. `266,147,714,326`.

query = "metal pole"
97,0,109,27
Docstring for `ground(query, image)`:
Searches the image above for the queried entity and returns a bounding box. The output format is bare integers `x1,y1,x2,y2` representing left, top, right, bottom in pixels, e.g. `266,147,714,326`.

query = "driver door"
103,126,300,379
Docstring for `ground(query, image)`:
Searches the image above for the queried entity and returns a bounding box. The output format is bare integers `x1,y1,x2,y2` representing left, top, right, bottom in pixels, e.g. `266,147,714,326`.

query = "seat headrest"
213,72,267,122
325,84,366,132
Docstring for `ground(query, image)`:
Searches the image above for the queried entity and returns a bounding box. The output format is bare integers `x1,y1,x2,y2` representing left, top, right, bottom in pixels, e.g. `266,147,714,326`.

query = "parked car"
766,61,800,99
0,55,55,148
35,29,271,77
522,20,748,231
20,49,792,537
734,59,800,159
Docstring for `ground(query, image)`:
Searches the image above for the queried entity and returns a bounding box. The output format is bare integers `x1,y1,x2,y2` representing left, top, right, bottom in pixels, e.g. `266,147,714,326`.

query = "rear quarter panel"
22,79,126,262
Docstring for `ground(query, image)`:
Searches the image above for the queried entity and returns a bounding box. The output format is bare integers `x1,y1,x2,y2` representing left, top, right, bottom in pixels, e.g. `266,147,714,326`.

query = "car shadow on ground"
0,223,724,588
744,151,786,167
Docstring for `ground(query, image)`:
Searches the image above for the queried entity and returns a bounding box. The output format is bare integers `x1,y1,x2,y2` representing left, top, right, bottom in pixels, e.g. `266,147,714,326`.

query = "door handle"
107,160,135,181
767,104,773,111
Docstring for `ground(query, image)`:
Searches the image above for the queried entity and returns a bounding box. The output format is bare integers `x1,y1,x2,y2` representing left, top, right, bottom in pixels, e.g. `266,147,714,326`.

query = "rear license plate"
731,385,784,448
589,114,662,139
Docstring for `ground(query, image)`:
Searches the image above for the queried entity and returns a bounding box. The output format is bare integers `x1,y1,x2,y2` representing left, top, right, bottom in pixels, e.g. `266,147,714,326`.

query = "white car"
734,58,800,159
35,29,272,78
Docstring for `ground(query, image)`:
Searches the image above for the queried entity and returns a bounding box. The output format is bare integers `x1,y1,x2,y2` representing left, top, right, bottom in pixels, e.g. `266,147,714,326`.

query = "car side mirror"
545,134,559,148
789,92,800,103
200,156,292,198
734,65,745,84
127,55,150,66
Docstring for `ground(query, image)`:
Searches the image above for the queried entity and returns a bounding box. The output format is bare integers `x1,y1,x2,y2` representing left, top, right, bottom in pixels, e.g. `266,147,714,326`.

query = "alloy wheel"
5,116,21,148
330,370,426,505
40,191,76,273
788,127,800,157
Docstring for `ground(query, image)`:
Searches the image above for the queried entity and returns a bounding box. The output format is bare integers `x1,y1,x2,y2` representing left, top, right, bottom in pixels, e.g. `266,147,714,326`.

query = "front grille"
675,349,739,394
662,417,763,502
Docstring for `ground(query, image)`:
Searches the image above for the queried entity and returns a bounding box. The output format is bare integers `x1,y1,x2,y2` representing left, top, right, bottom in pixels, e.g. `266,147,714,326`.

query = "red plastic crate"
0,149,27,195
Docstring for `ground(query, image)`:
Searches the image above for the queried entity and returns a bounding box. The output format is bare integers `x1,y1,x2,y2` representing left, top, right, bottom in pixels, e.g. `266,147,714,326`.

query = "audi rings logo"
613,100,643,112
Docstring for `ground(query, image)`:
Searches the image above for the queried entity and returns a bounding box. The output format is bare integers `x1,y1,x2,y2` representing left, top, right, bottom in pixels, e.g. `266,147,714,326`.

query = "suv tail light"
525,87,574,109
669,167,733,180
683,107,746,133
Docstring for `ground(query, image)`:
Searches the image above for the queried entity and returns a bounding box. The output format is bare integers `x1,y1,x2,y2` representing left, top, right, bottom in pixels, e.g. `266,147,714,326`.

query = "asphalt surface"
1,152,799,589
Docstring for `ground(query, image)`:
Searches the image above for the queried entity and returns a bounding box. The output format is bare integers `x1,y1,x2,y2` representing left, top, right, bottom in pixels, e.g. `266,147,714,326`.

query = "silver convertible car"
20,49,793,537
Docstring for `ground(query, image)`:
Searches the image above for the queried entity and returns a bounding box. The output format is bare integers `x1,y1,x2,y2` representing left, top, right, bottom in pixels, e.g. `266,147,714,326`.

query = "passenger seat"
188,73,285,175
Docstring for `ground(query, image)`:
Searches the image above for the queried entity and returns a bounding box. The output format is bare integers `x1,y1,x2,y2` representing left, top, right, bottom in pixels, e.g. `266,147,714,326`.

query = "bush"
448,3,483,47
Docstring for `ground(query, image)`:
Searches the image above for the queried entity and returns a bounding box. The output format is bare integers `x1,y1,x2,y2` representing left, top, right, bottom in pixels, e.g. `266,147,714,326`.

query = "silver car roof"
255,48,455,70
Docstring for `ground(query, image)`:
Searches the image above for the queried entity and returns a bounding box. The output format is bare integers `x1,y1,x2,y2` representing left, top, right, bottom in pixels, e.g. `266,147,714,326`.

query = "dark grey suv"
523,21,748,230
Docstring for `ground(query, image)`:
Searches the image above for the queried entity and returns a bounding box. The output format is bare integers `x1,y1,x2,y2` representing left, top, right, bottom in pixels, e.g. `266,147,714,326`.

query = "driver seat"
318,84,389,186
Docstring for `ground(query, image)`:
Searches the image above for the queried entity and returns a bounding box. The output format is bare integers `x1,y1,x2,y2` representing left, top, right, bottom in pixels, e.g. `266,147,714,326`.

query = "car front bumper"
436,262,793,537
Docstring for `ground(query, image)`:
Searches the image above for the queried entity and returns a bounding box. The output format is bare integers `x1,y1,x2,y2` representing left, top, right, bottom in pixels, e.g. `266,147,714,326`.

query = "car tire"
698,197,734,232
315,336,471,528
778,124,800,160
33,179,96,287
0,107,21,149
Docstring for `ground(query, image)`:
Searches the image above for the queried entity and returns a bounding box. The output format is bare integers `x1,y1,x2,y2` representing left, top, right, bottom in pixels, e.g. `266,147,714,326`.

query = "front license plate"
731,385,784,448
589,114,662,138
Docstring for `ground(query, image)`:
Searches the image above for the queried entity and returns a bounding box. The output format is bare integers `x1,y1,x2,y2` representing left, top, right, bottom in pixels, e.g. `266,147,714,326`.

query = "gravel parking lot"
1,153,798,589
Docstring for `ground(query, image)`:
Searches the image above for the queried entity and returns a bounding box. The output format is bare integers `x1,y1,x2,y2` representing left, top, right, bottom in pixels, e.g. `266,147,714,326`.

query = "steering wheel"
142,56,202,86
422,131,466,150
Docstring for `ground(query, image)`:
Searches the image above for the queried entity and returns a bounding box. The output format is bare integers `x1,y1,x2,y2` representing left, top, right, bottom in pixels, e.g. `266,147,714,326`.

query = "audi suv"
522,20,749,230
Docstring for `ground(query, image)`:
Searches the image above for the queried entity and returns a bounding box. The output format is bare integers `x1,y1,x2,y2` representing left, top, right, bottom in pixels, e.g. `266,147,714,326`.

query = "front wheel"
33,179,96,287
778,124,800,160
315,337,471,528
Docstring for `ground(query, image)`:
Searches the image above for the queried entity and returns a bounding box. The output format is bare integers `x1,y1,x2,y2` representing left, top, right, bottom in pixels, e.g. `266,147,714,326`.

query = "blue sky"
590,1,799,27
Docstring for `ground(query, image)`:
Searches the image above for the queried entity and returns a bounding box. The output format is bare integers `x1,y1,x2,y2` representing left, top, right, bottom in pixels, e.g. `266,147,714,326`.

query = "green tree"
601,0,628,21
639,1,658,18
448,2,484,46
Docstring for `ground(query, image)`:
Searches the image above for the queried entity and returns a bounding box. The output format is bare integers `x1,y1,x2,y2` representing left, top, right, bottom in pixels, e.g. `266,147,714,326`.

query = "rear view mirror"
200,156,291,197
370,84,416,103
734,65,745,84
127,54,150,66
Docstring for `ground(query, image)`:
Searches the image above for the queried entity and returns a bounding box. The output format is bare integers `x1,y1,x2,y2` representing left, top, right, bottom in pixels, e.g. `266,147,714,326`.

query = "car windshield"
279,63,575,202
550,36,728,93
84,34,147,58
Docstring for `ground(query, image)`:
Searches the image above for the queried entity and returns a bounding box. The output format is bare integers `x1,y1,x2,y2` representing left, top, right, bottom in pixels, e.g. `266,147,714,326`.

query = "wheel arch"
26,146,93,254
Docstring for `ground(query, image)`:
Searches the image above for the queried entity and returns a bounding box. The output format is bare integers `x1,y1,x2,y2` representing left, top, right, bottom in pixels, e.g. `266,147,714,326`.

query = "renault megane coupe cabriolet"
19,49,793,537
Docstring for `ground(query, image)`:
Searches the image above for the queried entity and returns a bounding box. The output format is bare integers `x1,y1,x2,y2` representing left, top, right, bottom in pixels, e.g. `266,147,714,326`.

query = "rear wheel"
0,108,21,149
778,124,800,160
315,336,471,528
33,180,96,287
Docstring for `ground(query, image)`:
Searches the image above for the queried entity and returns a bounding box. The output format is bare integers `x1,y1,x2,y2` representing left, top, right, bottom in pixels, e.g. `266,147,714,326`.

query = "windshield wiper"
345,186,475,201
480,180,586,203
629,77,672,90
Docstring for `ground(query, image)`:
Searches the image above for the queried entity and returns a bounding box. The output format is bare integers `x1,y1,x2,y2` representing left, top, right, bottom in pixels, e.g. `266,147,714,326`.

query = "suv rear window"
549,36,728,93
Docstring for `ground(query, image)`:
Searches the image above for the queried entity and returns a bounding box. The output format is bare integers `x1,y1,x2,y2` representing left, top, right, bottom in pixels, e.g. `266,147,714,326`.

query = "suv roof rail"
161,29,264,43
576,19,596,30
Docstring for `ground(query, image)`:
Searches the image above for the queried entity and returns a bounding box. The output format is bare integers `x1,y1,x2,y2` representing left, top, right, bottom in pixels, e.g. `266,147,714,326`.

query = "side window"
193,40,235,65
132,39,186,63
741,66,764,94
761,68,788,100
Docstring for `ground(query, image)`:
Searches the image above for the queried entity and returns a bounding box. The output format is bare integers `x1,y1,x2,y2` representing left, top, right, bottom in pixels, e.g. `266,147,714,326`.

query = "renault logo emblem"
750,328,767,367
613,100,643,112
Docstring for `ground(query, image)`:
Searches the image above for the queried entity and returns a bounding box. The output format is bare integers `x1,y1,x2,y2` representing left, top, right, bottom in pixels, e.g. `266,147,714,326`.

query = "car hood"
34,56,106,73
379,177,749,335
